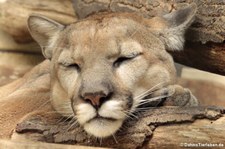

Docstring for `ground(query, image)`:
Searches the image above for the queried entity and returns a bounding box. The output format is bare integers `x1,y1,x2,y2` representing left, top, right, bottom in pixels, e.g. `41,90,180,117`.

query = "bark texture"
14,106,225,149
0,140,106,149
171,42,225,75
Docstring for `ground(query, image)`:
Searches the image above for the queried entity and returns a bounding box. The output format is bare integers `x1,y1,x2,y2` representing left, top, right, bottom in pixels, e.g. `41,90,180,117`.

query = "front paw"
163,85,199,106
11,108,61,142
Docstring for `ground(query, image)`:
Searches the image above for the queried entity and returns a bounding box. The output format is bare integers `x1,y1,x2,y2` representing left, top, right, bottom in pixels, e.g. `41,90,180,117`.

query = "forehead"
55,15,165,62
61,17,142,55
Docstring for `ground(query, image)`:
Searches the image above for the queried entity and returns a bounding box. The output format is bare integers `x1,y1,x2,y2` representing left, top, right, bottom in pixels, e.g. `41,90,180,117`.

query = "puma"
0,4,198,139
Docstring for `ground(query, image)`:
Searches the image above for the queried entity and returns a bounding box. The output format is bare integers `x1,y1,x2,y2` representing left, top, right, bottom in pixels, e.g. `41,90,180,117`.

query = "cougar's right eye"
67,63,80,70
60,63,81,71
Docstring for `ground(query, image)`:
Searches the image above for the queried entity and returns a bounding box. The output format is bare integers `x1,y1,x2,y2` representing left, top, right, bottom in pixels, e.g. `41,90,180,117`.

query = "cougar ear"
148,3,197,51
28,15,65,59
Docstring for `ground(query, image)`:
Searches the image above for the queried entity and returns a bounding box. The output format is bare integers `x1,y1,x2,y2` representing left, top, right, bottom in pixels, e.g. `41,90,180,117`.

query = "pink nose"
84,94,106,107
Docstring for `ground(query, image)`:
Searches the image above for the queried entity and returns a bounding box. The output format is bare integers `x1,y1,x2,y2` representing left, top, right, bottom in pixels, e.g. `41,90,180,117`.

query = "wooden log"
148,117,225,149
0,0,77,43
0,140,106,149
170,42,225,76
12,106,225,149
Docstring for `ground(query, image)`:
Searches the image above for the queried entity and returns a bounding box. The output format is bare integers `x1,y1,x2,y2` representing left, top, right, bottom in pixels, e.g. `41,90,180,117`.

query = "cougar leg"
163,85,199,106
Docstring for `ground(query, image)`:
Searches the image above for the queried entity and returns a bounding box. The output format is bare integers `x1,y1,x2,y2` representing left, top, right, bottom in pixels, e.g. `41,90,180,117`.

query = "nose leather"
84,93,106,107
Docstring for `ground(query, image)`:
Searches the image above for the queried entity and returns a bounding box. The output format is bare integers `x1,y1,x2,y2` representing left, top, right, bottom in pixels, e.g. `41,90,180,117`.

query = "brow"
120,40,143,56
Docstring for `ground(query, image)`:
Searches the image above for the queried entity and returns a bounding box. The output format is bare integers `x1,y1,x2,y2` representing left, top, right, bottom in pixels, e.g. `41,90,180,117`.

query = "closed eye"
113,57,133,67
113,53,142,67
60,63,81,71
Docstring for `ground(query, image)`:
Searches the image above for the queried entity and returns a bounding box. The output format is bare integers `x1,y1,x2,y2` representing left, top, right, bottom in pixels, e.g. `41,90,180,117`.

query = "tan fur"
0,5,198,139
0,61,50,139
47,13,178,138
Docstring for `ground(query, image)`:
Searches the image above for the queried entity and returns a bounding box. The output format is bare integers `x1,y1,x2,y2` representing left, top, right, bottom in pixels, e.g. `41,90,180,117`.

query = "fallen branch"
14,106,225,149
171,42,225,75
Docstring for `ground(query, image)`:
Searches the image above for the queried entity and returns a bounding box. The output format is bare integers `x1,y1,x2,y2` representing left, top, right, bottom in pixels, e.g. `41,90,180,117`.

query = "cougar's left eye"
113,53,142,67
113,56,134,67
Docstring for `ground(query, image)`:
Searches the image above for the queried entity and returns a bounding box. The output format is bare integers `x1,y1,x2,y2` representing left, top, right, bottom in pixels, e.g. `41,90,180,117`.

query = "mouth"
74,100,128,138
83,117,123,138
87,115,117,123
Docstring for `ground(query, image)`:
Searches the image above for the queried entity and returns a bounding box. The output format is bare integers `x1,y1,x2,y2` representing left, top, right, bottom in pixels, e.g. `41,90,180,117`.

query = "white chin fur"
84,119,123,138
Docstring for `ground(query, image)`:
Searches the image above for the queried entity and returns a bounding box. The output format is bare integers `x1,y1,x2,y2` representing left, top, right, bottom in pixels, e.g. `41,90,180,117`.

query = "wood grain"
0,0,77,43
13,106,225,149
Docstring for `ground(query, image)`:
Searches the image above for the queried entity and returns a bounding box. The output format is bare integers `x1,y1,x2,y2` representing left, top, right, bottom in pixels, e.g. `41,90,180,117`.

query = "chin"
83,118,123,138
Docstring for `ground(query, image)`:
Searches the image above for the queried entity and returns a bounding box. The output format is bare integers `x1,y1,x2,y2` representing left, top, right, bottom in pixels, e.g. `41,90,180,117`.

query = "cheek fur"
51,82,74,116
58,69,78,94
144,65,171,85
130,65,172,112
116,57,148,88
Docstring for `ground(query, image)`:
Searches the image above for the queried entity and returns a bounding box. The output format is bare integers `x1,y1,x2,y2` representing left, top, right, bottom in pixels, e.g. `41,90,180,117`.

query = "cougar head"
28,4,196,138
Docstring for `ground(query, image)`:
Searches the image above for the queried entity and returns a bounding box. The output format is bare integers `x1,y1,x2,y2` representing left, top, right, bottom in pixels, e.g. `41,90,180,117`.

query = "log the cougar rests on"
0,3,199,144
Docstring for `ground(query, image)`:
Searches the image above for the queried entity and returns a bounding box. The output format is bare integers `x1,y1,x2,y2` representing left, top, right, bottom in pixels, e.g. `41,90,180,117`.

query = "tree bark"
13,106,225,149
0,140,106,149
170,42,225,76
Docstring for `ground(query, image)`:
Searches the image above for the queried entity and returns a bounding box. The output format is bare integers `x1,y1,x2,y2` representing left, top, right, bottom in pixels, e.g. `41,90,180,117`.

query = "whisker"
135,106,157,111
66,120,79,131
35,99,51,110
56,116,68,124
44,110,71,114
123,110,138,119
122,112,135,120
134,82,168,100
137,94,171,107
58,114,74,124
99,137,103,146
112,134,118,144
67,117,77,126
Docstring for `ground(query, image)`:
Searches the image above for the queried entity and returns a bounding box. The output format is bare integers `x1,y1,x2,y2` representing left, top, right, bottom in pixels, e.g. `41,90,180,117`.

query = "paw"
163,85,199,106
11,107,61,142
